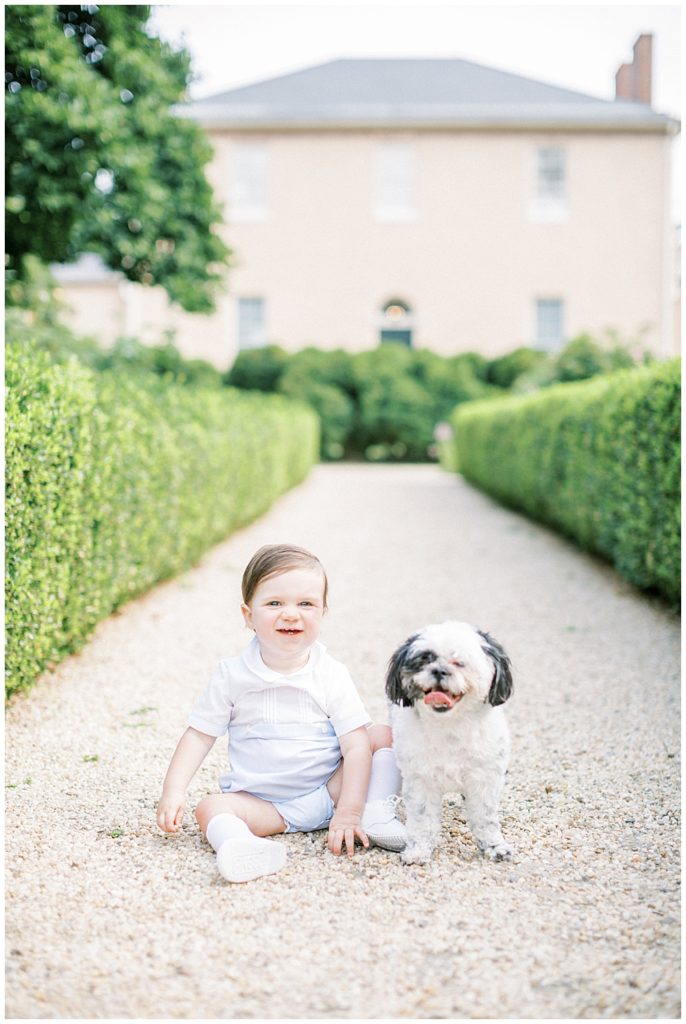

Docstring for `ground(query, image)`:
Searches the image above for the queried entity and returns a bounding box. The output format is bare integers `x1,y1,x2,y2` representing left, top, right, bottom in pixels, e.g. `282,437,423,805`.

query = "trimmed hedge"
6,343,319,698
227,343,495,461
448,359,680,604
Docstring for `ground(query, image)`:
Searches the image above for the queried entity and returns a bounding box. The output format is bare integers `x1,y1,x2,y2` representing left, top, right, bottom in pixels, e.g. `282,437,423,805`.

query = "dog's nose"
431,666,449,683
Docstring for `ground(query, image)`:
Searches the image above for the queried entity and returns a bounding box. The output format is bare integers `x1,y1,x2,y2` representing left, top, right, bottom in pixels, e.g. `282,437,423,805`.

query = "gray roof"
179,58,679,132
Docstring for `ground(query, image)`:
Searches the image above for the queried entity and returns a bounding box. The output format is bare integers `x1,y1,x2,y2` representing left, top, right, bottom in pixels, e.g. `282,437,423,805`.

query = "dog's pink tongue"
424,691,457,708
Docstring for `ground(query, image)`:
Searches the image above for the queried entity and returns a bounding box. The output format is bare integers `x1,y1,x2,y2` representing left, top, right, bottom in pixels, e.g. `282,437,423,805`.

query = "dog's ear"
478,629,513,706
385,633,419,706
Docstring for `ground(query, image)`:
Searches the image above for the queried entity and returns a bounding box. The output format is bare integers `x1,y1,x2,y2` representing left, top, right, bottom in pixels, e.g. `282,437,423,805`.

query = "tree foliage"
5,4,230,312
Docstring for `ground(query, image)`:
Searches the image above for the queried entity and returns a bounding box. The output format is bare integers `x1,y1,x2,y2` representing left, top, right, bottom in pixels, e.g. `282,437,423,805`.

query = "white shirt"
188,637,371,801
189,637,369,737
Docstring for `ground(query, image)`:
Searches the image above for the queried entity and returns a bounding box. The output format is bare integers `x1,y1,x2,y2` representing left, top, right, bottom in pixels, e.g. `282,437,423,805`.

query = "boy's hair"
241,544,328,608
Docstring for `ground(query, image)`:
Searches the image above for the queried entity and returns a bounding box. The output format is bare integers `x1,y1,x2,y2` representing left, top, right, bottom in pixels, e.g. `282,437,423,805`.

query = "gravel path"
6,464,680,1019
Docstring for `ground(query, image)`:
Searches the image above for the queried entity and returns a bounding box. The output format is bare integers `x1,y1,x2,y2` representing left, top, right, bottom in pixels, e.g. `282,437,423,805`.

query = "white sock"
205,813,251,851
366,747,402,803
206,811,287,883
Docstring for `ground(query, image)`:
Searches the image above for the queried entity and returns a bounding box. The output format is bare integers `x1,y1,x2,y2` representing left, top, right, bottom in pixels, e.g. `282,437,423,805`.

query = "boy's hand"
327,808,369,858
156,791,186,834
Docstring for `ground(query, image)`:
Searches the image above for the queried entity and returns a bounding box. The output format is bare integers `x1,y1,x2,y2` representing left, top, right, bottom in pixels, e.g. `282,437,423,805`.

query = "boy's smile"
242,567,326,672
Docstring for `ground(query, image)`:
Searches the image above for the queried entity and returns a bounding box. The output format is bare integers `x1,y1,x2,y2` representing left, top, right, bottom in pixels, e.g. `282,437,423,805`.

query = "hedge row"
447,359,680,604
5,342,319,698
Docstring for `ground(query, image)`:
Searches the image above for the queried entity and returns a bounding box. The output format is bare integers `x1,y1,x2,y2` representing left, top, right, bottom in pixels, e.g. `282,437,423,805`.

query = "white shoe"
215,836,287,883
362,795,407,852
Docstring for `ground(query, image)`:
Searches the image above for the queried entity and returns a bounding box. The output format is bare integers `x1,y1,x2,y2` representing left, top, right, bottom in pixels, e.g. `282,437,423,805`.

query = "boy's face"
241,567,326,669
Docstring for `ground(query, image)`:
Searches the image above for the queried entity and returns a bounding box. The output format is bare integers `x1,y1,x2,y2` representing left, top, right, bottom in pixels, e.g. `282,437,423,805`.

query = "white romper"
188,637,371,831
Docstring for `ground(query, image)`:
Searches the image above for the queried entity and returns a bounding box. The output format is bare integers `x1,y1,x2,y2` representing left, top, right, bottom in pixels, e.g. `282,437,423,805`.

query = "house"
54,35,680,367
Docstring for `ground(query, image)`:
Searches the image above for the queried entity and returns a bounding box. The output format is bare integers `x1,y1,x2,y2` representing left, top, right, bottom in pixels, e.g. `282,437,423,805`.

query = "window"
238,298,266,349
530,146,567,221
375,143,416,220
535,298,565,350
378,299,414,346
537,147,565,200
231,144,268,221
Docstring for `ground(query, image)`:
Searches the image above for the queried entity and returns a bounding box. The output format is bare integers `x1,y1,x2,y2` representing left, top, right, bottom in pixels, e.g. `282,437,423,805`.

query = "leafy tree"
5,4,229,312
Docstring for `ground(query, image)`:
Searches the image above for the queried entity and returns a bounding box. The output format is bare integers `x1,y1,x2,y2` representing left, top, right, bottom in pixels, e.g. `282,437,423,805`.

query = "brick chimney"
615,33,653,104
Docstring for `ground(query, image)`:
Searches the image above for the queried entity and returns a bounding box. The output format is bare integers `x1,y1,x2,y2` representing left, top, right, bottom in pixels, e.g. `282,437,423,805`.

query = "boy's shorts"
272,782,335,833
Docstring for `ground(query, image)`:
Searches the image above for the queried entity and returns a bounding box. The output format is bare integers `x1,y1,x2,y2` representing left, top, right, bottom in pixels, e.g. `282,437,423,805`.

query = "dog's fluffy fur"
386,621,514,864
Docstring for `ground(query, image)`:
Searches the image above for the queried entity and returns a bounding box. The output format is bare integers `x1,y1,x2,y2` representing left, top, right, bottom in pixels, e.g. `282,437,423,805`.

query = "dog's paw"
400,844,432,865
480,840,514,862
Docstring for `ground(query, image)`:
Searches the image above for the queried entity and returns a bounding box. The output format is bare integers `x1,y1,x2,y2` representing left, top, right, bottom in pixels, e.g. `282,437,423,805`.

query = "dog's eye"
408,651,435,670
449,659,465,668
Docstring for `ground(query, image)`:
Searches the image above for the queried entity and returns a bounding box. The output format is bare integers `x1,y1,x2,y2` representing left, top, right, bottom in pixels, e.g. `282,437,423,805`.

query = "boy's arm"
327,726,372,857
157,726,217,833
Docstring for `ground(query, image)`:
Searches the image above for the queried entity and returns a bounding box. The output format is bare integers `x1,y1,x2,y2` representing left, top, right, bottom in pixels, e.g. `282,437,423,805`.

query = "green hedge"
448,359,680,603
227,343,495,461
5,343,319,698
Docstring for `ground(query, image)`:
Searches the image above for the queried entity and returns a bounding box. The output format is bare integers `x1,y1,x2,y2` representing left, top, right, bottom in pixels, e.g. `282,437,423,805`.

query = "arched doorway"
379,299,414,347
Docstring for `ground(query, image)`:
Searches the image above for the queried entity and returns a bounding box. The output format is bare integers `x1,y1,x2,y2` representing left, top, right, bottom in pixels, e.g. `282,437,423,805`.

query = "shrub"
349,346,432,459
512,335,641,393
5,303,106,370
279,373,354,460
282,347,358,399
355,375,436,460
554,333,636,383
349,345,494,460
5,341,319,698
224,345,290,392
276,349,357,459
95,336,223,388
484,346,550,389
449,360,680,604
413,351,495,419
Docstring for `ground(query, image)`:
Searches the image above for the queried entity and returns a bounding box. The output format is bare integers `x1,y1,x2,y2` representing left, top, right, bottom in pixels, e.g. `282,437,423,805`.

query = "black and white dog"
386,621,514,864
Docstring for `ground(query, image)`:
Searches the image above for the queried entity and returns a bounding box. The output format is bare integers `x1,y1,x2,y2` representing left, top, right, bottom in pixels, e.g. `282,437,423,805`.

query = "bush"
282,347,358,399
511,335,641,393
280,374,354,460
276,349,357,459
95,336,223,388
414,351,495,419
356,372,436,460
224,337,642,464
484,347,550,389
224,345,290,392
448,360,680,603
350,344,492,460
6,301,225,388
554,333,635,383
5,341,319,698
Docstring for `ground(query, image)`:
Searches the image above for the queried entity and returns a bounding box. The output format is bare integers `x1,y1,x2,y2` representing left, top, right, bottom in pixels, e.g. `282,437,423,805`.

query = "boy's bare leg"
195,793,288,883
196,791,286,837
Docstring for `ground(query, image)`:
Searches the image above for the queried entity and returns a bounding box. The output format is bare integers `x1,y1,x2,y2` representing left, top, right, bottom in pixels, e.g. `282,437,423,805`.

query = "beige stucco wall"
55,281,127,348
56,126,678,368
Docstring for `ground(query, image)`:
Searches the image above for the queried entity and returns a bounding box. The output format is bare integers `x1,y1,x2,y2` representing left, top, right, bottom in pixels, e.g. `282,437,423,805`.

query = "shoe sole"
367,833,407,852
216,838,287,883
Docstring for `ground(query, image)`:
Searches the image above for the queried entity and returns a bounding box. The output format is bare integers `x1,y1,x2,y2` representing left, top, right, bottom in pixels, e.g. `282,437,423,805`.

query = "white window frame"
374,142,416,221
534,298,565,350
529,146,568,222
237,297,267,350
231,143,268,222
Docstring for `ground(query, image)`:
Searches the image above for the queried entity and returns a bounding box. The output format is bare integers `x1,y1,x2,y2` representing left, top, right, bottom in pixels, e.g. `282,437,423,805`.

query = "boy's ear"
241,603,254,630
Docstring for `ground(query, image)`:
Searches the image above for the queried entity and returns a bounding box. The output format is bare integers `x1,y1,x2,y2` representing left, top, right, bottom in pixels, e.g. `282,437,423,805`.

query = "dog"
386,621,514,864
